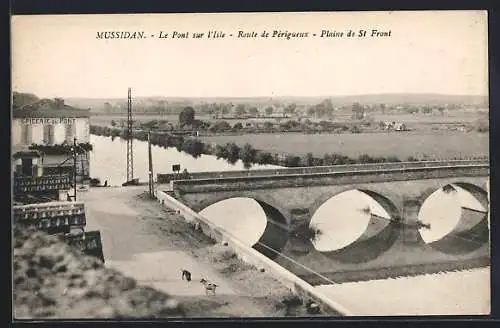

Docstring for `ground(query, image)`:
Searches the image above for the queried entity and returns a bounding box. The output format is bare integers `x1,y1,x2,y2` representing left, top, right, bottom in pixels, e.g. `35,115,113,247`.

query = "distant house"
243,121,256,129
394,123,407,131
384,121,407,131
383,121,396,130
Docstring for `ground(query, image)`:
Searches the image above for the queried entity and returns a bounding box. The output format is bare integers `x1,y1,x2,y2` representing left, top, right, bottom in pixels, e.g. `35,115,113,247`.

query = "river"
88,134,283,187
88,134,490,315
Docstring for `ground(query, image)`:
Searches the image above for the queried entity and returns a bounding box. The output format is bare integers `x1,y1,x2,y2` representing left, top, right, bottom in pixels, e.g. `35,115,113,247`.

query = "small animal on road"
181,269,192,281
200,278,218,295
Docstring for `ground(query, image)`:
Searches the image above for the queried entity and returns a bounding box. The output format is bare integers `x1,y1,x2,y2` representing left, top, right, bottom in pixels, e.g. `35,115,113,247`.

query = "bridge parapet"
159,159,489,183
172,164,489,193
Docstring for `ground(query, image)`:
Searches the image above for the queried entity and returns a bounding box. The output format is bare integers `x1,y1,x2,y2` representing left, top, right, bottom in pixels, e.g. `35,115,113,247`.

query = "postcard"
11,11,490,319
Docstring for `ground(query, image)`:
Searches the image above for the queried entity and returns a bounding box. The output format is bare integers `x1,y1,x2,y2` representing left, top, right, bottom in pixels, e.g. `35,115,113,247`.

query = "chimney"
54,98,65,109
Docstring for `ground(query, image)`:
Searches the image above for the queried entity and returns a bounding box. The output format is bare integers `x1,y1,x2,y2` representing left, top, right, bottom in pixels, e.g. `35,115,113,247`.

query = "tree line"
91,125,483,170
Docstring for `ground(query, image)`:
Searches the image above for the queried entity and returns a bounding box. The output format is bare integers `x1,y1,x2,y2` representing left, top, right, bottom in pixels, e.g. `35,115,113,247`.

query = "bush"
90,178,101,186
284,155,302,167
475,119,489,133
281,294,303,307
292,223,322,242
219,250,238,261
350,125,361,133
255,151,274,165
181,139,204,158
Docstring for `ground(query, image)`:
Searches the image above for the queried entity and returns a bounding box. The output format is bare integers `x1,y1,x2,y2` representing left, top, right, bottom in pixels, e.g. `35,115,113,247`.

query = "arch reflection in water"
199,197,289,259
419,183,489,255
309,190,399,264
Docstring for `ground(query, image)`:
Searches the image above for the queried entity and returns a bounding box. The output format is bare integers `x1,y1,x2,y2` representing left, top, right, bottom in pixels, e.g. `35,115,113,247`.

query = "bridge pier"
288,208,311,230
400,197,425,246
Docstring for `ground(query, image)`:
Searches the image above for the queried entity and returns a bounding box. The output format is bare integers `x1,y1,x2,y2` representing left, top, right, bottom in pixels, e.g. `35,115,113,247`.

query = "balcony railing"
13,201,87,230
14,174,72,194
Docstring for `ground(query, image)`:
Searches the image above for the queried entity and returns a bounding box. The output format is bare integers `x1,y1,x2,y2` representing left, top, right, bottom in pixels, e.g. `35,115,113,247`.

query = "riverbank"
81,187,317,317
90,126,488,170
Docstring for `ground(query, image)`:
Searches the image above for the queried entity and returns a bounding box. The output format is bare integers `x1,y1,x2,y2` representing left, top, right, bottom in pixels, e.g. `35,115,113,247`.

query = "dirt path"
80,187,310,317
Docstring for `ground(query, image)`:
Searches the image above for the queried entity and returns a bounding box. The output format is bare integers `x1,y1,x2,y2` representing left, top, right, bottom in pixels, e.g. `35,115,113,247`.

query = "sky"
11,11,488,99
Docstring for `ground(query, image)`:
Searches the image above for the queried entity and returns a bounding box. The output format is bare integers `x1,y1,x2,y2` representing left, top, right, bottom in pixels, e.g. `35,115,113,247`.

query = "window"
21,125,32,145
21,158,33,176
65,123,76,143
43,125,55,145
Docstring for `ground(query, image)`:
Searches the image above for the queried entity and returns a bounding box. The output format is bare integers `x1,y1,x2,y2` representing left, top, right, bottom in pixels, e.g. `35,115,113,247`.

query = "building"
394,123,407,131
383,121,407,131
12,98,92,183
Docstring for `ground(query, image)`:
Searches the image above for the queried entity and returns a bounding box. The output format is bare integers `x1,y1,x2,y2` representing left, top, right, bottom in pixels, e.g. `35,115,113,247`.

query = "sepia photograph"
11,10,490,319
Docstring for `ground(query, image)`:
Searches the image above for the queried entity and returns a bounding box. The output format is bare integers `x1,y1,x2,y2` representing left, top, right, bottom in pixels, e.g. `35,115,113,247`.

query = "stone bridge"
171,160,490,284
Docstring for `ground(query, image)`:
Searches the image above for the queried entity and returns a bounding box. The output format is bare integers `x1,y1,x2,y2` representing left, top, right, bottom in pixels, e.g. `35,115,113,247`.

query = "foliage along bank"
89,125,484,170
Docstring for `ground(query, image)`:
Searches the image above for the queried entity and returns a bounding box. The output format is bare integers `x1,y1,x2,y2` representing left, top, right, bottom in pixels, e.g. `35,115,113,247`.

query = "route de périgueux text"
95,29,391,40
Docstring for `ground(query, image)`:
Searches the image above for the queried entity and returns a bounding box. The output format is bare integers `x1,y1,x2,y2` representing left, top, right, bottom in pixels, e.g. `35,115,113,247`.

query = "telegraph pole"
73,137,77,201
126,88,134,183
148,131,154,197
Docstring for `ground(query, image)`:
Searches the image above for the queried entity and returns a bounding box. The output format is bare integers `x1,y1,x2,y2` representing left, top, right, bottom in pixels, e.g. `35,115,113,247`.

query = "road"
78,186,300,317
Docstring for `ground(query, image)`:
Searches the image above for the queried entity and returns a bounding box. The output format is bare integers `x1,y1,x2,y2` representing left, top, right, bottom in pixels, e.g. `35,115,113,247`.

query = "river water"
89,134,490,315
88,135,282,187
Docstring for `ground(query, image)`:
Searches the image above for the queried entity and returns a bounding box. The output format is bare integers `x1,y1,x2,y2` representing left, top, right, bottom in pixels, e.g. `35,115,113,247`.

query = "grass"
198,131,488,159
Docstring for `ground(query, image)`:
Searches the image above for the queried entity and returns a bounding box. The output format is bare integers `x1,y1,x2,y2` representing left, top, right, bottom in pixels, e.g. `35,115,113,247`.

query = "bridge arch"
417,182,489,255
306,188,402,264
197,193,290,260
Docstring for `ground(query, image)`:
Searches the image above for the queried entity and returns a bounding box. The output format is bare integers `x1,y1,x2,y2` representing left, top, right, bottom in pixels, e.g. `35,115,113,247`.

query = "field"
198,131,489,159
90,110,487,128
90,111,489,159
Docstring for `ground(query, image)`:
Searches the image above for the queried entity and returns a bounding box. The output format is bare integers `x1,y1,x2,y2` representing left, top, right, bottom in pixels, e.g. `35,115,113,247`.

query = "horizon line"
13,91,489,100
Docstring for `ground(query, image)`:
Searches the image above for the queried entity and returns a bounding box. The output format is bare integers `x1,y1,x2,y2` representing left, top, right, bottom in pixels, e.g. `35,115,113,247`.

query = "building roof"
12,150,42,159
13,99,91,118
40,154,73,167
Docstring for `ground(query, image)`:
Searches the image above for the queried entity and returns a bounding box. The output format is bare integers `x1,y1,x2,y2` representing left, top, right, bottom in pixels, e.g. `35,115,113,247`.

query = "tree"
233,122,244,130
181,138,204,158
284,103,297,115
265,106,274,116
179,106,196,127
12,92,40,110
263,121,274,130
350,125,361,133
226,142,241,164
422,106,432,114
302,152,314,166
284,155,302,167
209,120,231,133
248,107,259,116
235,104,247,117
104,102,113,113
239,143,257,169
215,144,229,159
280,120,300,130
321,99,334,117
352,102,364,119
255,151,274,165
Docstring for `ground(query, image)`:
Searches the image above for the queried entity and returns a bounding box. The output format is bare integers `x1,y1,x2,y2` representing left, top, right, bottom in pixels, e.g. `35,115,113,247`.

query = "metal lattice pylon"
126,88,134,182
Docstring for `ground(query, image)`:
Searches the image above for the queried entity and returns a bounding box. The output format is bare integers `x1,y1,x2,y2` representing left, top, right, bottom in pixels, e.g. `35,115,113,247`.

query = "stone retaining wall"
155,190,352,316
